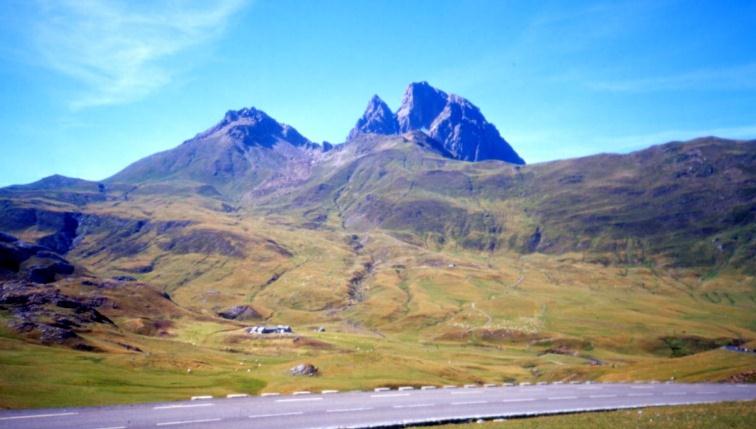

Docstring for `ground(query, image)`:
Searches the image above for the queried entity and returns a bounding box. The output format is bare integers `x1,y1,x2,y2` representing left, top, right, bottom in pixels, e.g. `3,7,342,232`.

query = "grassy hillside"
0,137,754,408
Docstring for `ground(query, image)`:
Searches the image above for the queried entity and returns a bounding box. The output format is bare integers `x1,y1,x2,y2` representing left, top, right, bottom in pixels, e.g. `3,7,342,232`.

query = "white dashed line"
577,386,603,390
276,397,323,402
393,403,435,409
589,394,617,399
0,412,78,421
326,407,373,413
249,412,304,419
547,396,578,400
156,418,221,426
371,393,410,398
226,393,248,399
663,392,686,396
696,391,719,395
628,393,654,397
153,403,214,410
630,385,653,389
501,398,536,403
451,400,489,406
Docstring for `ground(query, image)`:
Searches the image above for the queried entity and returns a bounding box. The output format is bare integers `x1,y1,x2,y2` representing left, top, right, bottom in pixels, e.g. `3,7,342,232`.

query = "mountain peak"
346,82,525,164
346,94,399,140
396,82,449,132
195,106,312,148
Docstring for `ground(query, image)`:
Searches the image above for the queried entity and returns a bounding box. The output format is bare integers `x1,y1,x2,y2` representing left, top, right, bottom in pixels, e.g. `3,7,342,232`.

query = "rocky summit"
347,95,399,140
350,81,524,164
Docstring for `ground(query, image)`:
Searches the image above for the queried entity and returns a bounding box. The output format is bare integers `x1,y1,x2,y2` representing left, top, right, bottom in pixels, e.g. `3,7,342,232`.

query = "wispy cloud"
588,63,756,92
32,0,247,108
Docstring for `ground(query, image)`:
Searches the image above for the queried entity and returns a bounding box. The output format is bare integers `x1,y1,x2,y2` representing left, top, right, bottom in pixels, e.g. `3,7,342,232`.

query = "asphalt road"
1,383,754,429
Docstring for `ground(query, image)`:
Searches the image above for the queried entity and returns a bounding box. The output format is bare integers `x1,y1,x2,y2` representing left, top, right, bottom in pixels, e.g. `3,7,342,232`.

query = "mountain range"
0,81,754,408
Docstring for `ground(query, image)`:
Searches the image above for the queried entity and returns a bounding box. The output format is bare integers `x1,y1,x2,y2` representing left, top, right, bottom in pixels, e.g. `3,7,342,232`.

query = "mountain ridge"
348,81,525,164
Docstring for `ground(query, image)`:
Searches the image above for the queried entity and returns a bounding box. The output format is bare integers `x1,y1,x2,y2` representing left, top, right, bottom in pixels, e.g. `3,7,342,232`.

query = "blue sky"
0,0,755,186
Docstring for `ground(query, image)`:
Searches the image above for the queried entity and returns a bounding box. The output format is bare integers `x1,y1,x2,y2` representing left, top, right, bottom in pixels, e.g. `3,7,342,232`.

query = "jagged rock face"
397,82,524,164
0,233,76,284
396,81,449,132
351,82,524,164
429,95,524,163
347,95,399,140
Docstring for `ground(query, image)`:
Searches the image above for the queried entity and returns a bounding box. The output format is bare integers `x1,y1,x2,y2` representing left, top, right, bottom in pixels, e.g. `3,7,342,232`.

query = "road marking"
260,393,280,397
276,397,323,402
398,386,414,391
326,407,373,413
92,426,126,429
190,396,212,401
450,390,482,395
452,400,489,406
374,387,390,392
250,412,304,419
292,391,311,395
226,393,248,399
548,396,578,400
628,393,654,397
663,392,686,396
0,412,78,421
696,391,718,395
501,398,536,403
577,386,603,390
371,393,410,398
321,390,339,394
153,403,214,410
589,394,617,399
156,418,221,426
421,386,437,390
393,403,435,409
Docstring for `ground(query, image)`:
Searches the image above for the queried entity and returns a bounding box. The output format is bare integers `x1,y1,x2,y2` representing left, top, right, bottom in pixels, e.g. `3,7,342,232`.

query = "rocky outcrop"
0,281,113,349
289,363,319,376
217,305,262,321
0,234,76,284
347,95,399,140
